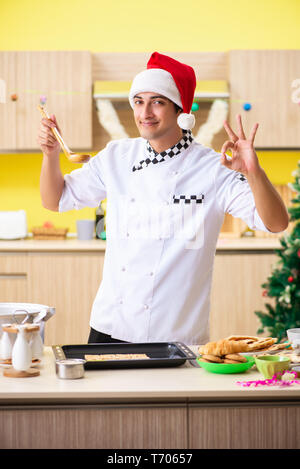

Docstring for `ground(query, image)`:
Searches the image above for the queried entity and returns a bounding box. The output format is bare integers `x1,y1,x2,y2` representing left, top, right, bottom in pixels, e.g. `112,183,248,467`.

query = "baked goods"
224,353,247,363
260,342,291,352
201,354,224,363
198,353,247,364
84,353,150,361
198,335,280,366
32,226,68,240
198,339,250,356
198,335,278,356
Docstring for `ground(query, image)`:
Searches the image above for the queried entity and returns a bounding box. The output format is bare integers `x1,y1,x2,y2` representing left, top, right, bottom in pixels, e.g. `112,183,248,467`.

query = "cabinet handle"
0,273,27,279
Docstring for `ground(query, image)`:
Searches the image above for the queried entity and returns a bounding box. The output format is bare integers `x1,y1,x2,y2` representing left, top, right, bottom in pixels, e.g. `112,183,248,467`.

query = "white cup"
76,220,95,240
287,328,300,353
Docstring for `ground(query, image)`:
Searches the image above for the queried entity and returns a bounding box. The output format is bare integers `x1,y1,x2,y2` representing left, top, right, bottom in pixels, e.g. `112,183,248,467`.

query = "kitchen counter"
0,236,281,251
0,346,299,404
0,346,299,449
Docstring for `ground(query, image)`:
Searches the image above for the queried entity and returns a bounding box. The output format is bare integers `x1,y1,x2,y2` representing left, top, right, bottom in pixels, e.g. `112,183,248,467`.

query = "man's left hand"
221,114,260,177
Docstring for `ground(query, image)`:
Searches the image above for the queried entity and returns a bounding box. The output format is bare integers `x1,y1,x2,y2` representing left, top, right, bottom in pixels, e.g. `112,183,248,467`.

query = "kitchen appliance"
0,303,55,341
0,210,27,239
52,342,196,369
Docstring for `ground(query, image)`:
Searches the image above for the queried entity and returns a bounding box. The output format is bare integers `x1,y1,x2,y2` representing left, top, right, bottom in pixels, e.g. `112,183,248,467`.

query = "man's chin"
138,127,161,141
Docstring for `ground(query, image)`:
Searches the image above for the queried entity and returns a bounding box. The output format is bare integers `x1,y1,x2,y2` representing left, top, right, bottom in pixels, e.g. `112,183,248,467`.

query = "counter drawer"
0,253,28,274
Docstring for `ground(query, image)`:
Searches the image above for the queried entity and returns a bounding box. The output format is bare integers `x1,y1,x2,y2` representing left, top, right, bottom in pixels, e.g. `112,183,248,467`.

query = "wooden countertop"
0,236,282,252
0,347,299,404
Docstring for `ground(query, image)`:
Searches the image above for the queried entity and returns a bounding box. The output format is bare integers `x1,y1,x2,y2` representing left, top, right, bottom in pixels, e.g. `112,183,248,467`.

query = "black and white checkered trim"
132,130,193,172
173,194,205,204
236,173,247,182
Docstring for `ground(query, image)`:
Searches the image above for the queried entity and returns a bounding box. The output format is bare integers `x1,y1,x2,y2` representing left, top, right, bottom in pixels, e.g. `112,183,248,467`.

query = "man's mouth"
140,121,159,127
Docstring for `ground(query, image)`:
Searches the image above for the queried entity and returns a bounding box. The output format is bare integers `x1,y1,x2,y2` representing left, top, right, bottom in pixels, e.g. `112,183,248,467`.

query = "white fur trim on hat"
177,112,195,130
129,68,182,109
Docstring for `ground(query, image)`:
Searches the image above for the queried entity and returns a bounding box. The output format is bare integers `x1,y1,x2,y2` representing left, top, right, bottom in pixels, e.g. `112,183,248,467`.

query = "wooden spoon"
38,105,91,163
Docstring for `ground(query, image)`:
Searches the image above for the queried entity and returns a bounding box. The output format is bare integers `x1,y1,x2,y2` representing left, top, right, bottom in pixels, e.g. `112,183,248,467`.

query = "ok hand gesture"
221,114,260,177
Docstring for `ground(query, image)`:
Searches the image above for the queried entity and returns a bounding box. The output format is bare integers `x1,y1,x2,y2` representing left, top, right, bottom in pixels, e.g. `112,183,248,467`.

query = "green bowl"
254,355,291,379
196,355,255,374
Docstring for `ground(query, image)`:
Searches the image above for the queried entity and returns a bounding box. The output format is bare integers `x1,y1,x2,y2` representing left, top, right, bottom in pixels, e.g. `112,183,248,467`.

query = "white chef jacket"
59,137,271,344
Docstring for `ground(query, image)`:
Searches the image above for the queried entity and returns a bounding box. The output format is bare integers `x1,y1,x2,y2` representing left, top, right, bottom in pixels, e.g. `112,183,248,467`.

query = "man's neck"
148,129,183,154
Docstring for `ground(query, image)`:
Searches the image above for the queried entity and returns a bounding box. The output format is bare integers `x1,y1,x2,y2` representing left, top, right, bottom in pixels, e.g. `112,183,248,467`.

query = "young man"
38,52,288,345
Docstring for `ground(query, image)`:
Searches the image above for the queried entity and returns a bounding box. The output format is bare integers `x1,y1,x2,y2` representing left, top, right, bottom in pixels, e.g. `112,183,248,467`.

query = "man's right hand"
37,114,61,158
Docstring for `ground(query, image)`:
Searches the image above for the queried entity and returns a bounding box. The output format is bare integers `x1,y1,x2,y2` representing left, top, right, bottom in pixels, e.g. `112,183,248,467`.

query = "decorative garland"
95,98,129,140
236,370,300,387
194,99,228,147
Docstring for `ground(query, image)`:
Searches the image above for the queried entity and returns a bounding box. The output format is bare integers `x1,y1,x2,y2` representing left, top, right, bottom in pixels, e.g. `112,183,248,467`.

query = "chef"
38,52,289,345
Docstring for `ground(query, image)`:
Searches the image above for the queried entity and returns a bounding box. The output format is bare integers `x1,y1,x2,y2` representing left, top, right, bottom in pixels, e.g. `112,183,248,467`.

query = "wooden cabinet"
2,401,299,449
229,50,300,148
0,405,187,449
27,252,104,345
0,253,28,302
0,51,92,151
188,404,300,449
209,249,277,341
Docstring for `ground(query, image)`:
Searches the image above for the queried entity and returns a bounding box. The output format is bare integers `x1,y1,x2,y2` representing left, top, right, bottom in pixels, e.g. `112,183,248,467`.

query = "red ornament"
297,249,300,258
288,276,294,283
262,289,268,297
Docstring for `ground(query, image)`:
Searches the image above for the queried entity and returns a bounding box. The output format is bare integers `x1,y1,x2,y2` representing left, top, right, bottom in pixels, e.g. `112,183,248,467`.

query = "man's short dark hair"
174,103,182,114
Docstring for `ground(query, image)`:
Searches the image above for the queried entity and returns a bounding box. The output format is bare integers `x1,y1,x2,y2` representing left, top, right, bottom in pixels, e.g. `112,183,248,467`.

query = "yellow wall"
0,0,299,232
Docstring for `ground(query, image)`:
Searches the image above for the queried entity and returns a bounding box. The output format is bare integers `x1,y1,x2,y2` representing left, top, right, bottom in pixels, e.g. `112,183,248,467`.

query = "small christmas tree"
255,160,300,342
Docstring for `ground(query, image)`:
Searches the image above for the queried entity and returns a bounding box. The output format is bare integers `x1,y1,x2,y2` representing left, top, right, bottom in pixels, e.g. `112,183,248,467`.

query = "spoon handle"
38,105,71,157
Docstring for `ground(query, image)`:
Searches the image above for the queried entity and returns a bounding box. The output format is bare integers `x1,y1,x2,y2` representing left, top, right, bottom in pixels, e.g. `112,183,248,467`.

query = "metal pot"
0,303,55,341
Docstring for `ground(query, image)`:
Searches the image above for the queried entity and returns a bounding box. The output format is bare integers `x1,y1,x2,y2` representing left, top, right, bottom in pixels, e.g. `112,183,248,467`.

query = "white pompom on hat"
129,52,197,130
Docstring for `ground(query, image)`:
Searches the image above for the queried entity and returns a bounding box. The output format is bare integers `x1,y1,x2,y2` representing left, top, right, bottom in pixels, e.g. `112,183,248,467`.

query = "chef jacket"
59,135,271,345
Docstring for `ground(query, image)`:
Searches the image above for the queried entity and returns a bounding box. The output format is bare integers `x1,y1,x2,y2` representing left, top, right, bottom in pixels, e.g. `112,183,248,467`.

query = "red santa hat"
129,52,197,130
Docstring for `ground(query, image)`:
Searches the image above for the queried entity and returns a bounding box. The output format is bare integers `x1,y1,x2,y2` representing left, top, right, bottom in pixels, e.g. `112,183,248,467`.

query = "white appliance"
0,210,27,239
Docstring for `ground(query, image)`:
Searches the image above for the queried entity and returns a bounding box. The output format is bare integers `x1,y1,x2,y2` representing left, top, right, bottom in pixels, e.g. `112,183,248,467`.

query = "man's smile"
140,121,159,126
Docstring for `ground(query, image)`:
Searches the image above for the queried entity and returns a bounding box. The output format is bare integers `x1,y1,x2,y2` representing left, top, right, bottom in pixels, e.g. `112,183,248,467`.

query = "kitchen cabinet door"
0,254,28,303
27,252,104,345
0,406,188,449
0,51,92,151
210,250,277,341
0,52,17,149
229,50,300,148
189,405,300,449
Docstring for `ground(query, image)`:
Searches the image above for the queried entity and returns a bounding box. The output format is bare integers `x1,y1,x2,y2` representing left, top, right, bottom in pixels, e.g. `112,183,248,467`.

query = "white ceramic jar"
12,325,32,371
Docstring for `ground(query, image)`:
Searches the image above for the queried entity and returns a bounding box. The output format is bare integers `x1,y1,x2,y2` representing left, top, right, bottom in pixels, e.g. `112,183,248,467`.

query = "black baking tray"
52,342,196,369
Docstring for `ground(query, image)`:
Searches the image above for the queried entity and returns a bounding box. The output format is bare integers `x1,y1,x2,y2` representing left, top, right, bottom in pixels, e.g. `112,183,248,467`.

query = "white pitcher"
0,326,14,360
12,325,32,371
29,326,43,360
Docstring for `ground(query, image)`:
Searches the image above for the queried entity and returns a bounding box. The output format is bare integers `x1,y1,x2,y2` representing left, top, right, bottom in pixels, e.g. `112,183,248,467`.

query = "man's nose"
141,103,154,119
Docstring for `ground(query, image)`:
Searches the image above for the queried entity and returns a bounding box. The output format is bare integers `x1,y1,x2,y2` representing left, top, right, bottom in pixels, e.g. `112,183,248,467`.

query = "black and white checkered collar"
132,130,194,172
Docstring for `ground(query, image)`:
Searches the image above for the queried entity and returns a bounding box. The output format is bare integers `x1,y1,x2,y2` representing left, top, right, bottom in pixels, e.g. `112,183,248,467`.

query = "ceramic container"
255,355,291,379
12,325,32,371
287,329,300,352
0,325,14,360
29,326,43,360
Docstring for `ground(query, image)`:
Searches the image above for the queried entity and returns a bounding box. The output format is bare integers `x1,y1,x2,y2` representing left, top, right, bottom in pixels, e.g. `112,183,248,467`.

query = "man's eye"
153,100,164,105
134,100,142,105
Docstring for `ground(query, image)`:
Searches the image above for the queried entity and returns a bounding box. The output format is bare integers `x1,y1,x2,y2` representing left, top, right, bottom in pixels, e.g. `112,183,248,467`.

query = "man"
38,52,288,345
